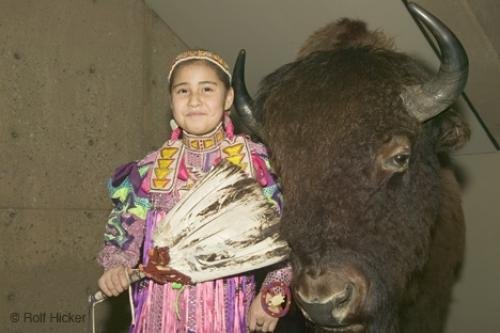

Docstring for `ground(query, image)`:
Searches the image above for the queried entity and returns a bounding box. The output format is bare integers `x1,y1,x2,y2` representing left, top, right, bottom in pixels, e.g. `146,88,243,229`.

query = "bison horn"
402,2,469,122
232,49,266,141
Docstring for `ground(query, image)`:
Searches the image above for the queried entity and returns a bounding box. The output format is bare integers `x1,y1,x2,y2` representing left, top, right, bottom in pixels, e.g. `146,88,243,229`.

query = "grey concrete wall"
0,1,186,332
446,152,500,333
416,0,500,144
466,0,500,57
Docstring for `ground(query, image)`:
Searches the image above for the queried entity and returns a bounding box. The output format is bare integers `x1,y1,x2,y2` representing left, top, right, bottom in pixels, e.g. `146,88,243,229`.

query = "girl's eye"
202,86,214,93
176,88,188,95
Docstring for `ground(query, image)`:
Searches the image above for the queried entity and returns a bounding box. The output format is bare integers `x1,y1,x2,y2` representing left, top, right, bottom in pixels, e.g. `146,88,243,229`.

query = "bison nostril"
330,280,365,324
333,283,353,308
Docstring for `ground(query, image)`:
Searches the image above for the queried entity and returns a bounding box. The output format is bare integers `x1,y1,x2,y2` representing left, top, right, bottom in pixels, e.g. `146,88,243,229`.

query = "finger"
268,319,278,332
98,277,111,297
248,314,257,332
255,319,266,332
109,275,121,296
110,271,124,296
248,321,257,331
262,320,271,332
119,267,129,289
110,270,124,294
104,277,118,297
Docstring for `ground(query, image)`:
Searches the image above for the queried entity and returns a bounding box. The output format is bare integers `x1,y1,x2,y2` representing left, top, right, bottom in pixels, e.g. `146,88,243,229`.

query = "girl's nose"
188,93,201,107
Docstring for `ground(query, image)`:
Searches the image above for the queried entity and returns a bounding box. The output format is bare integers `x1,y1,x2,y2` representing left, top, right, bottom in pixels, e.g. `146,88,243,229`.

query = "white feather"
152,161,289,283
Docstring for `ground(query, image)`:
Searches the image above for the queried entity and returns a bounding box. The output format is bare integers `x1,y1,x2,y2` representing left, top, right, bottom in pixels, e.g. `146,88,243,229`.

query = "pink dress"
97,123,291,333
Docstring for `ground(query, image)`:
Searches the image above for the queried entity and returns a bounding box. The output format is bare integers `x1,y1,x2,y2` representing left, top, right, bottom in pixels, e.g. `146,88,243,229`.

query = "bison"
232,3,469,333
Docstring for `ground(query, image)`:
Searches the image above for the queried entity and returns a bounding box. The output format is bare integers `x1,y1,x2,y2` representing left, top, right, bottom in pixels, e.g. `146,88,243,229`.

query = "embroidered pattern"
150,144,182,192
104,171,151,249
223,143,247,170
168,49,232,82
182,124,225,152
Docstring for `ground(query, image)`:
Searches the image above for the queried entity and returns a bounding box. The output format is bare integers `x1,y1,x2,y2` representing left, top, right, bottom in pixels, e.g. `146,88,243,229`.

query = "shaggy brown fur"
297,19,394,59
256,19,468,333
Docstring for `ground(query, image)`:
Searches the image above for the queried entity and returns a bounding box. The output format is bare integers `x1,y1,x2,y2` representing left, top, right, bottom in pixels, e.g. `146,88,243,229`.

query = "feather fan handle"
152,161,290,283
89,269,145,304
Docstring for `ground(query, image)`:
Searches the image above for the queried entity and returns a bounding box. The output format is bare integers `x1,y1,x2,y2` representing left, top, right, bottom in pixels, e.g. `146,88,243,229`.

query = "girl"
96,49,291,333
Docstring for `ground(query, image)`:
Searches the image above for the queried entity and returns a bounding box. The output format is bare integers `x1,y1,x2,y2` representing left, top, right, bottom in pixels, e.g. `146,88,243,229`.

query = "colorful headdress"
168,49,232,82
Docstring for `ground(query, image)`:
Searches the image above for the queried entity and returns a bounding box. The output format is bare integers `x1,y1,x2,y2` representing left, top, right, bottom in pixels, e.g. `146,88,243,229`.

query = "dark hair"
169,59,231,92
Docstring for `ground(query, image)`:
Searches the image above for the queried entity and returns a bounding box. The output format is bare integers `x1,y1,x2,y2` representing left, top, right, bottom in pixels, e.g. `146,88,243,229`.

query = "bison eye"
378,136,411,173
391,154,410,168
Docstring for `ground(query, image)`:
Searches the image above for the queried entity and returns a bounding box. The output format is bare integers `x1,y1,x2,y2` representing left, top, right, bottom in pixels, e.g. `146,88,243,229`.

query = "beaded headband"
168,49,232,82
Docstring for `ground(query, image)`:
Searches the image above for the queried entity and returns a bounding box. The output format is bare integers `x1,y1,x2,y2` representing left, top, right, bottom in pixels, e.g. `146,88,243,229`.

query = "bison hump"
297,18,394,59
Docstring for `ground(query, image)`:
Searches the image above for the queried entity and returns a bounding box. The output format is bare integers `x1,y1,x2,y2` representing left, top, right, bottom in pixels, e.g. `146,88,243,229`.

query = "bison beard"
233,3,469,333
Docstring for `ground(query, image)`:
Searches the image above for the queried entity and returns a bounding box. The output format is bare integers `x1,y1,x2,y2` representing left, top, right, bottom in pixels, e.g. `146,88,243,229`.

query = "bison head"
233,3,469,333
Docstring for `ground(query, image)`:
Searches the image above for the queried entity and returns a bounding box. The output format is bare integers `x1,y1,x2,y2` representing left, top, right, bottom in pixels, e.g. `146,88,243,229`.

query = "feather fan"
90,160,289,305
152,160,289,282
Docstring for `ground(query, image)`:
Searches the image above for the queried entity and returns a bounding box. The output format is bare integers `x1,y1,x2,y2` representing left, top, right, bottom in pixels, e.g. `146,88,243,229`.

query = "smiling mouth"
186,112,206,116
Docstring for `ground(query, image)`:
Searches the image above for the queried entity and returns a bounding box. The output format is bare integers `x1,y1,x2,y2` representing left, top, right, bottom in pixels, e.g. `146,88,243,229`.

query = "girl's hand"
248,290,279,332
97,266,132,297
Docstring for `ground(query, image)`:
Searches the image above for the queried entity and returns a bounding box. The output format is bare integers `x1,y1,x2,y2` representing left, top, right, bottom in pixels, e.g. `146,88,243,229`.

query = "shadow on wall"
95,294,130,333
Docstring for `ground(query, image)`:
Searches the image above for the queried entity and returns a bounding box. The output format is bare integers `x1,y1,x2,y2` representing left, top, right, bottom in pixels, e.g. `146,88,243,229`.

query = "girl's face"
170,62,233,135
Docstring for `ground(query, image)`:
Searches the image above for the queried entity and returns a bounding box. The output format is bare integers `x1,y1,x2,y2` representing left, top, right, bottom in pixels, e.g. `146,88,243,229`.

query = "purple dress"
97,124,291,333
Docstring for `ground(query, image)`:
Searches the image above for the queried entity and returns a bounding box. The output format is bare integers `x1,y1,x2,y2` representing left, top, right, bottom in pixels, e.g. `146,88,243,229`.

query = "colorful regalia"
97,121,291,333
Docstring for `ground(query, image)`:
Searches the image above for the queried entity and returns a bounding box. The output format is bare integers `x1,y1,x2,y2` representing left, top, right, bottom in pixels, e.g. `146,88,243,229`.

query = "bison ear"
435,107,471,151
